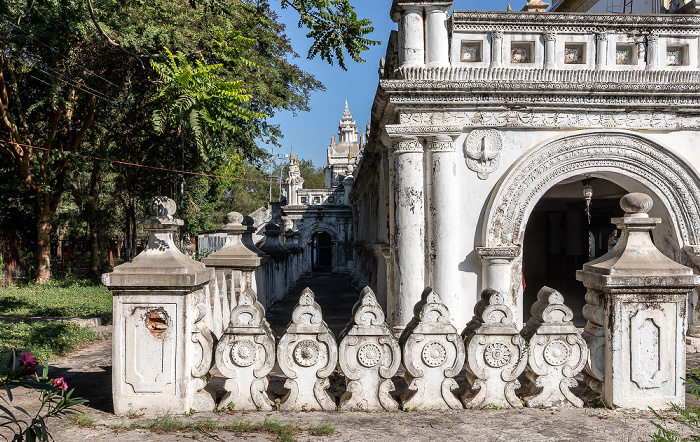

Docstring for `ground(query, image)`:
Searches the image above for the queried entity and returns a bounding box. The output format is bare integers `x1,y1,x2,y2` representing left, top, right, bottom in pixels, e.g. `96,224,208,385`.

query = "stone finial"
224,211,244,226
522,287,588,408
462,289,527,409
148,196,177,219
215,288,276,411
400,288,465,410
339,287,401,411
620,192,653,217
277,288,338,411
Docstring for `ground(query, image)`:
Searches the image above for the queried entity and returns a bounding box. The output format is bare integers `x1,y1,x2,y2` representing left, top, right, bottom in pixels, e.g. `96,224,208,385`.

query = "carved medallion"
484,342,511,368
464,129,503,179
357,343,382,368
421,341,448,367
294,340,320,367
231,340,257,367
543,340,569,366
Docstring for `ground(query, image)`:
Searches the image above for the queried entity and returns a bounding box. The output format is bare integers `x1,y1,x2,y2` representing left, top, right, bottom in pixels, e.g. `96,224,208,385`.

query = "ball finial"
147,196,177,219
620,193,653,216
224,212,243,225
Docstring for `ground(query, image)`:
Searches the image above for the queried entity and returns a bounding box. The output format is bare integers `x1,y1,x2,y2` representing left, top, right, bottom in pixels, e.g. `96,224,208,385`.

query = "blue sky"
266,0,499,168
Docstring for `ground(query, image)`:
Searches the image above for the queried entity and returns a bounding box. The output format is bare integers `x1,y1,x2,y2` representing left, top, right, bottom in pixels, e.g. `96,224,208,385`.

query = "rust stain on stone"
146,312,168,337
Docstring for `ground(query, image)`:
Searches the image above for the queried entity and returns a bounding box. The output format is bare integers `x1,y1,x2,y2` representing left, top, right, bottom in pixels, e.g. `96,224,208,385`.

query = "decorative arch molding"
482,130,700,248
300,222,339,245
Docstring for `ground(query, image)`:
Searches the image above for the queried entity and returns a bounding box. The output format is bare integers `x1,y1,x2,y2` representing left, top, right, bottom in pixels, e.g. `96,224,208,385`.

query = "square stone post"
102,197,214,415
577,193,700,409
201,212,270,307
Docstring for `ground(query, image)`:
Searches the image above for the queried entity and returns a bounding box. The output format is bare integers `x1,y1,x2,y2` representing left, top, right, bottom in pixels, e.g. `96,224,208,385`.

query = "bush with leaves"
649,368,700,441
0,350,87,441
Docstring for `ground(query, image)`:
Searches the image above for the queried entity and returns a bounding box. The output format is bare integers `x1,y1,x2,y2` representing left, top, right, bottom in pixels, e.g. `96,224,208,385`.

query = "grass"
0,276,112,323
0,276,112,361
0,320,98,361
121,416,335,441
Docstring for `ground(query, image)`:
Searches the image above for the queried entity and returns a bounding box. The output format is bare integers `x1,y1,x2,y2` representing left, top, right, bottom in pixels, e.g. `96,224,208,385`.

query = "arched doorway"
522,177,627,326
312,232,333,272
481,131,700,326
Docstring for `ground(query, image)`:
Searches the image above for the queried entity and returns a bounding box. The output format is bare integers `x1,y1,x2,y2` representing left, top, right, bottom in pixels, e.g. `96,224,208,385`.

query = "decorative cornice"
386,124,463,136
398,110,700,130
451,11,700,31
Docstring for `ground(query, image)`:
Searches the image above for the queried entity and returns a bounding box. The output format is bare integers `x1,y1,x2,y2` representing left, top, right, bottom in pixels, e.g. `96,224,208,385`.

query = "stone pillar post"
490,30,504,68
202,212,270,304
544,30,556,70
596,32,608,70
258,222,290,302
646,34,659,71
390,136,426,332
476,246,522,325
424,6,450,68
102,197,214,415
577,193,700,409
428,134,467,325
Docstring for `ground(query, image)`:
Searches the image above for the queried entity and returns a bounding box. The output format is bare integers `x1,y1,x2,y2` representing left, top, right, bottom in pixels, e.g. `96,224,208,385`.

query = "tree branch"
85,0,144,68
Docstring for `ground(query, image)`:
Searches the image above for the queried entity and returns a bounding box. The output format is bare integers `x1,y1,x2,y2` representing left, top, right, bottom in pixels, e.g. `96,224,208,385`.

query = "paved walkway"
266,273,359,337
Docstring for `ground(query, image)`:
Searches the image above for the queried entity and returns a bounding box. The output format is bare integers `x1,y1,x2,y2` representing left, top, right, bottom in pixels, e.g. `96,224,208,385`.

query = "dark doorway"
312,232,333,272
522,177,626,326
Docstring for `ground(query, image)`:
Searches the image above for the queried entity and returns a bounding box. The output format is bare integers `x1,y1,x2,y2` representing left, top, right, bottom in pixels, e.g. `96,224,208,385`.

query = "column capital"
543,30,556,42
597,32,608,41
477,246,521,262
427,134,457,152
391,136,424,155
492,30,504,40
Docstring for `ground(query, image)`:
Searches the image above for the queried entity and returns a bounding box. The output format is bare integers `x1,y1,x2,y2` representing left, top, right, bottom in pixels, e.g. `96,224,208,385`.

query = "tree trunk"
88,160,102,273
35,200,53,284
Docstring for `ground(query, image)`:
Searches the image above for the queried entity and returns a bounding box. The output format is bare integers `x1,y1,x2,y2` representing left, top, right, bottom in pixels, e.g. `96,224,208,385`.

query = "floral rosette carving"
277,288,338,411
400,288,466,410
462,289,527,409
521,287,588,408
338,287,401,411
214,288,276,411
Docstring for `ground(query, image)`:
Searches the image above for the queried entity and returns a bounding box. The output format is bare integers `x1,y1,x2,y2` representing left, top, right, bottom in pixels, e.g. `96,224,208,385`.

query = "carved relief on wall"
464,129,503,179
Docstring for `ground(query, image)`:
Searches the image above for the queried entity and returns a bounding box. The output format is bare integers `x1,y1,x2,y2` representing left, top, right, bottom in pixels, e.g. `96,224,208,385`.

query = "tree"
0,0,376,283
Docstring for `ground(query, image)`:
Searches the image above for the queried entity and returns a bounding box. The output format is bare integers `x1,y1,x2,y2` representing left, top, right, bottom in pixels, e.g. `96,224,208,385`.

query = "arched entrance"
481,130,700,326
312,232,333,272
522,177,627,325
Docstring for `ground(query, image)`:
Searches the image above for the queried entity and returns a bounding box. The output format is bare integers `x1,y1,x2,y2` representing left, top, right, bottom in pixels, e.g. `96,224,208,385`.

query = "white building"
352,0,700,335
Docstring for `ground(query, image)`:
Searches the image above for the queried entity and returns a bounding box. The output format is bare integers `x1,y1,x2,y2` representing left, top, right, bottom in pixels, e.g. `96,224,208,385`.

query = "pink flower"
18,352,36,372
50,377,68,392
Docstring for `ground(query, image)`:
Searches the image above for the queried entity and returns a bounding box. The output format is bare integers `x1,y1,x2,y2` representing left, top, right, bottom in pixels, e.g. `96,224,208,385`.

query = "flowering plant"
0,350,87,441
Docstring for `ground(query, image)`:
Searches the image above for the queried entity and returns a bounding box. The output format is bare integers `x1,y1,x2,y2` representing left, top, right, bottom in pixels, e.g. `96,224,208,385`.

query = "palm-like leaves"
150,45,264,152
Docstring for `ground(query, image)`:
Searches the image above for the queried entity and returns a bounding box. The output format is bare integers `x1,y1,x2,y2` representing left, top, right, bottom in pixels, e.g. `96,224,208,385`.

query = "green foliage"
0,350,88,441
280,0,379,70
0,277,112,323
308,423,336,436
649,369,700,441
297,158,325,189
0,322,97,362
150,45,263,153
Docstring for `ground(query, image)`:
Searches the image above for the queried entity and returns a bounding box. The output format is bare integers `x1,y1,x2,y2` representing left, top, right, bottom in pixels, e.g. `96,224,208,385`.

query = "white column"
646,34,659,71
425,6,449,68
401,8,425,68
390,136,426,331
544,31,556,70
428,135,467,325
596,32,608,70
477,246,522,325
490,30,503,68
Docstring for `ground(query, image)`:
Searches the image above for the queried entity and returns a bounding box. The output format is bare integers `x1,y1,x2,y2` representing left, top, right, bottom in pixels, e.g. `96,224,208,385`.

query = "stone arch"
482,130,700,252
301,222,339,245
